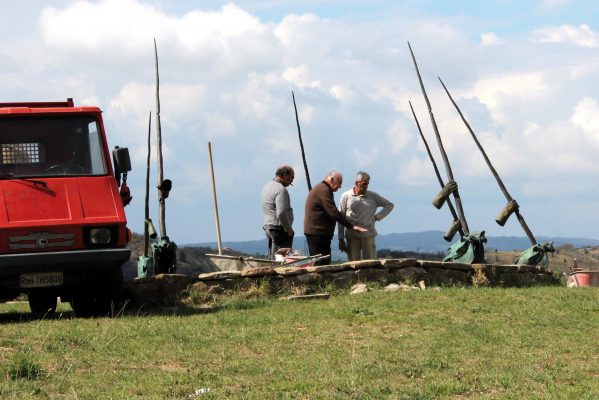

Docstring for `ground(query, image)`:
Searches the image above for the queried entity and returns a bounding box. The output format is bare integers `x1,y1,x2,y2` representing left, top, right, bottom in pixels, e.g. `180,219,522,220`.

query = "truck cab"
0,99,132,316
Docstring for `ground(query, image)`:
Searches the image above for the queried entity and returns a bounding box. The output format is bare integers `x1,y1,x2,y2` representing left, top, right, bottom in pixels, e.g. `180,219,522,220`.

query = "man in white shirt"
338,171,394,261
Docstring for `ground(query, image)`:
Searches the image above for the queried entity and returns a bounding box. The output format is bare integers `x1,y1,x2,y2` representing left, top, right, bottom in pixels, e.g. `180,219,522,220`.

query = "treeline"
377,248,445,261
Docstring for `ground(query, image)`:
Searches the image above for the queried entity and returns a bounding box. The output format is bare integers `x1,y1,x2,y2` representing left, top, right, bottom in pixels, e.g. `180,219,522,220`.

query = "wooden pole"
409,101,464,238
144,111,151,257
292,91,312,191
407,41,470,234
438,77,537,245
154,38,167,238
208,142,223,255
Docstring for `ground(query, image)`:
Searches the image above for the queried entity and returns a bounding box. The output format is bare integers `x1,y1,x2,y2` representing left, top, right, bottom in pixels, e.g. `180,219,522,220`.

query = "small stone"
384,283,401,292
350,283,369,294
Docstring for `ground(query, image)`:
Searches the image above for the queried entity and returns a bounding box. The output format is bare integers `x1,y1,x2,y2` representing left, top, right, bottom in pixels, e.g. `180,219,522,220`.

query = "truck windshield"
0,116,108,177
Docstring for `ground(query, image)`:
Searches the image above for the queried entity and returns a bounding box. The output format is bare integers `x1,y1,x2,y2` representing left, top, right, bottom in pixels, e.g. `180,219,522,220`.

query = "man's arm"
321,189,353,228
320,190,367,233
276,189,294,235
338,192,349,252
337,192,348,238
373,192,394,222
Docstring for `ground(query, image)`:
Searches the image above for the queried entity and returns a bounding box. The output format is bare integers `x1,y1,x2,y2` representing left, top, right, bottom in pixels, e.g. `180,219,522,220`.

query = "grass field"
0,286,597,399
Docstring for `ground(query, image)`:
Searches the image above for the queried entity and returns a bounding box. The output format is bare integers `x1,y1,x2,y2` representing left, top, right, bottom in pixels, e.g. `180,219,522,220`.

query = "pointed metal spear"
292,91,312,191
409,101,463,241
154,38,168,240
143,111,156,257
152,38,177,274
438,77,537,245
137,111,157,278
407,41,470,234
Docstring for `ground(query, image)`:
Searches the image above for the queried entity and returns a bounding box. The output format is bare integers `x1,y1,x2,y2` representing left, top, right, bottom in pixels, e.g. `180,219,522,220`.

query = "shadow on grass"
122,297,272,318
0,309,76,323
0,296,274,323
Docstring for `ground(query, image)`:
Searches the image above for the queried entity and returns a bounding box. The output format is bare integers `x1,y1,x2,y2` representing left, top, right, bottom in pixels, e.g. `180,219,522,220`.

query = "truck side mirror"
112,146,131,185
113,146,132,173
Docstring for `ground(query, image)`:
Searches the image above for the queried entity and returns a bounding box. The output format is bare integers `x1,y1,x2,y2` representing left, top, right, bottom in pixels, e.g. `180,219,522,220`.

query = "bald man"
303,170,367,265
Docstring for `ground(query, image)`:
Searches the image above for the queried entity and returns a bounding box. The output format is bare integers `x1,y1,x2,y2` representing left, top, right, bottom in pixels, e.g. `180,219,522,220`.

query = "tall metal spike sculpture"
151,38,177,274
137,111,158,277
438,77,554,266
292,91,312,191
409,101,463,242
407,42,486,263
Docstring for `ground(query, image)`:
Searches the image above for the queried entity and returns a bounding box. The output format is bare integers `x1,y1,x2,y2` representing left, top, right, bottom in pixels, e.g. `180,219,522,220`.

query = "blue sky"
1,0,598,245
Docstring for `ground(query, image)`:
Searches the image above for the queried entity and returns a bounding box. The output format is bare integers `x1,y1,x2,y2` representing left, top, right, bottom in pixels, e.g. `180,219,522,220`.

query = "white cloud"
40,0,278,75
480,32,505,47
386,121,413,154
329,84,354,105
398,157,433,186
351,145,379,168
204,114,236,138
282,65,322,89
533,24,599,47
273,13,324,48
470,72,549,123
570,97,599,145
2,0,599,241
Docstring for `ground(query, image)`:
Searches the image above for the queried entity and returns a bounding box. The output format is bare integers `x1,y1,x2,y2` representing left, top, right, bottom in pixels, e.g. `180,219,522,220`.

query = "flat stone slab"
198,271,242,280
241,266,277,277
305,264,349,273
343,260,383,270
274,266,309,276
380,258,418,268
418,260,474,271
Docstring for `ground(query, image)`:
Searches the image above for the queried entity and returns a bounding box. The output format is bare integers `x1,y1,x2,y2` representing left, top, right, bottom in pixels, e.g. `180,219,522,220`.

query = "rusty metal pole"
154,38,167,239
409,101,464,239
292,91,312,191
144,111,151,257
208,142,223,255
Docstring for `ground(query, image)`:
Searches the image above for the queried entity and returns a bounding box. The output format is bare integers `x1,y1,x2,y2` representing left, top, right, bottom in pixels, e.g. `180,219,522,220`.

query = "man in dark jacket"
304,170,367,265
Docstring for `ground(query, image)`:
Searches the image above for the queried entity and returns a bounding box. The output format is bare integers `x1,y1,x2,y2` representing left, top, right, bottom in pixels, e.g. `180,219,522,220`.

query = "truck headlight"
89,228,111,244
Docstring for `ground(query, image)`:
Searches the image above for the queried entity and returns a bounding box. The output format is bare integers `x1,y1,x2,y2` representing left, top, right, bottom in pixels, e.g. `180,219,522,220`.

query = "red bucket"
572,273,593,287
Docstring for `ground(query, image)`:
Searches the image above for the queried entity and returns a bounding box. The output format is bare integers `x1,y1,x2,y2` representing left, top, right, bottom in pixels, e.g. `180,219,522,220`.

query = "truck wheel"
96,265,124,315
28,290,57,315
71,266,124,317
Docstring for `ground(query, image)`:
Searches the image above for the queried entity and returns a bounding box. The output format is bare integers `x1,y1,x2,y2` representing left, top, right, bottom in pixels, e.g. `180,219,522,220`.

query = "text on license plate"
20,273,64,288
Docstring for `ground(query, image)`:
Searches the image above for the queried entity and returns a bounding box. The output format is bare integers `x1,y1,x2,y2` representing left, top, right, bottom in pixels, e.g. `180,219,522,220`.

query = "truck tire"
71,265,124,317
28,290,58,315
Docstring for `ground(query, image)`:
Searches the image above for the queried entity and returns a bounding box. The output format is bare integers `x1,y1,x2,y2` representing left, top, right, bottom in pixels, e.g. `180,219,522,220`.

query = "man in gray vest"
338,171,394,261
261,165,295,258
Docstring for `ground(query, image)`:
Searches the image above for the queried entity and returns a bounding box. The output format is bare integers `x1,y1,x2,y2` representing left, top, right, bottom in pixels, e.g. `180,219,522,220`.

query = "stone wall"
125,258,560,306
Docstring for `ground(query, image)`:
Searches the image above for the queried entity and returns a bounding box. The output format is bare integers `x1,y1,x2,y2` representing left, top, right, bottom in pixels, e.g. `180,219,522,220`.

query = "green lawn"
0,287,597,399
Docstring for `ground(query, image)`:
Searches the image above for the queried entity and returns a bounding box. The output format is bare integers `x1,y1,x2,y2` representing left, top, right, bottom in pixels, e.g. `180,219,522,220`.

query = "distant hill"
187,230,599,260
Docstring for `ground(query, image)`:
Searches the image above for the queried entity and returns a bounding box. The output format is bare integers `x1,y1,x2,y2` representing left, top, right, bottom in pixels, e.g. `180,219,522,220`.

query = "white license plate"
20,272,64,288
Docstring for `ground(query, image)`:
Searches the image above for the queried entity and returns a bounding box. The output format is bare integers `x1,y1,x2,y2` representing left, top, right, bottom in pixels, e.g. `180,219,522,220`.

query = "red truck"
0,99,132,316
